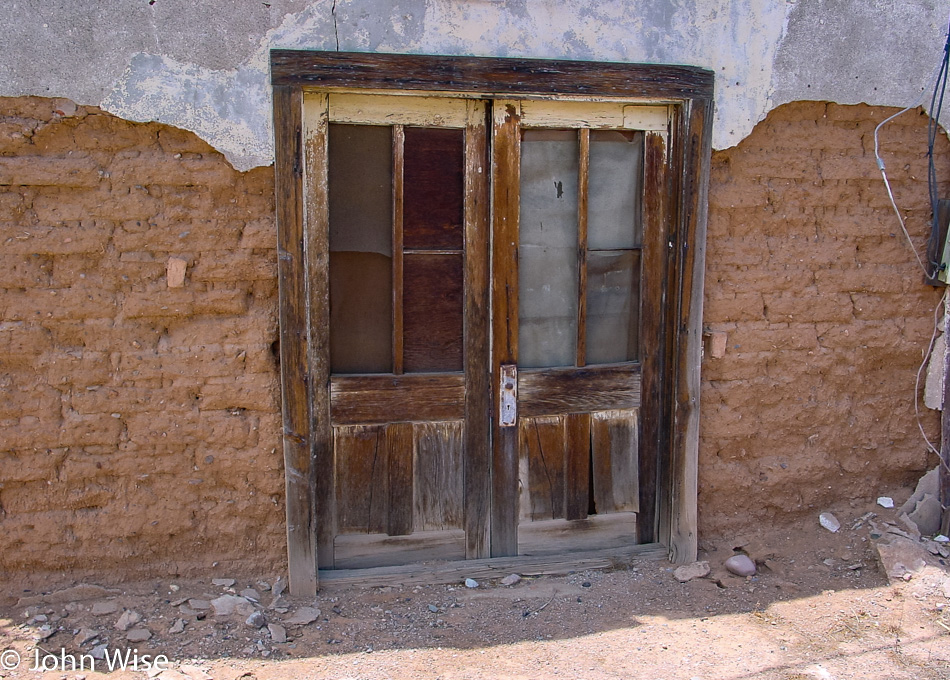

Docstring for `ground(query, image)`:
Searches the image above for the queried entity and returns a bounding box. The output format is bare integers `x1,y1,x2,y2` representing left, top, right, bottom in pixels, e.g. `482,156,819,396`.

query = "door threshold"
317,542,668,589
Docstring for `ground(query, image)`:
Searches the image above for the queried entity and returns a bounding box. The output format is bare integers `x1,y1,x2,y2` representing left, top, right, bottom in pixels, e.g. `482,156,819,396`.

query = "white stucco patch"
4,0,950,169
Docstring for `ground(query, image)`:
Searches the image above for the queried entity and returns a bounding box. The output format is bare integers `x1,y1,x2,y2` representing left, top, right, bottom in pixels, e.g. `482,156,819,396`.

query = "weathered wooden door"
489,101,671,557
308,94,491,569
308,94,670,568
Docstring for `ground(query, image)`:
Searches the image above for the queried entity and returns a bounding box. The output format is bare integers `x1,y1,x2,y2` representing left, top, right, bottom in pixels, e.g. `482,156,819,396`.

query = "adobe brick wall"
0,97,285,584
0,97,945,585
700,101,946,536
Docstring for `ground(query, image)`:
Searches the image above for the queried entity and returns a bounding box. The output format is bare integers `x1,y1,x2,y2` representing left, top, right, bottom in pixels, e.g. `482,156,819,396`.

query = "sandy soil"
2,502,948,680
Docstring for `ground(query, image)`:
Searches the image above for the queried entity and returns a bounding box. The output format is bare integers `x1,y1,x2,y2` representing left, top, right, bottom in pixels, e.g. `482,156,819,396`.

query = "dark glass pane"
328,124,393,373
589,130,642,249
404,127,464,250
403,253,463,373
518,129,579,368
586,250,640,364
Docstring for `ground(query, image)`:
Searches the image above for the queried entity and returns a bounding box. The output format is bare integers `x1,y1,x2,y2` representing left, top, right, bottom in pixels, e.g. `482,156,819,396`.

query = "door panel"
313,94,488,569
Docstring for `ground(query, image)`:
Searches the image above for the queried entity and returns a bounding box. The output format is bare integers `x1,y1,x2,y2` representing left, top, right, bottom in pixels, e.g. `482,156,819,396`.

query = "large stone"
210,595,255,617
906,494,943,537
284,606,320,625
875,535,934,582
673,561,710,582
268,623,287,643
724,554,757,577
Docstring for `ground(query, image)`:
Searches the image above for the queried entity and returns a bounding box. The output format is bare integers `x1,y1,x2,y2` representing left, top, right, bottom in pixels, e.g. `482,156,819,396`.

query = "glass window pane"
586,250,640,364
328,124,393,373
589,130,643,249
404,127,464,250
403,253,463,373
518,130,579,369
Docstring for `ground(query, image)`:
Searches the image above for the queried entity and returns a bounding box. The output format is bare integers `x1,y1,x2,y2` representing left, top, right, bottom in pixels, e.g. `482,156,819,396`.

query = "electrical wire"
914,289,945,460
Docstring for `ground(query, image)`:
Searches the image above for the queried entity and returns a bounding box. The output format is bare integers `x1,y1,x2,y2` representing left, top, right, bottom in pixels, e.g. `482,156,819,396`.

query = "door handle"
499,364,517,427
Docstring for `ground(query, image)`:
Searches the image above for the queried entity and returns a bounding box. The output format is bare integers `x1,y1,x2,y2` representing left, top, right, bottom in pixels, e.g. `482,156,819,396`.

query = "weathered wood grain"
392,124,405,375
330,374,464,425
591,409,640,514
334,529,466,570
491,100,522,557
518,364,641,417
666,98,712,564
518,415,566,521
638,129,671,545
576,127,590,368
334,424,388,534
275,85,319,594
463,100,492,559
386,422,414,536
565,412,591,520
414,421,464,531
518,512,638,556
403,126,465,250
272,51,715,100
303,93,334,574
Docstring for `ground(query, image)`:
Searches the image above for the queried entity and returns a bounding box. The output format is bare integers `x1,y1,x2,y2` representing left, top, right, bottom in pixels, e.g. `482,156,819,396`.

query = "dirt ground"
1,500,948,680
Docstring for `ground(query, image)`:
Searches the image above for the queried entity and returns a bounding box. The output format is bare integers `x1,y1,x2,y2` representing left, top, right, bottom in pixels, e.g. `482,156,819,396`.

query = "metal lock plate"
499,364,517,427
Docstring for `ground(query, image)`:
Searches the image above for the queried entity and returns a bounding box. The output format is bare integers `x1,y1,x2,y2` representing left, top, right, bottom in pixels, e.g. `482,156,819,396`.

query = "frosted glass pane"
518,130,578,368
586,250,640,364
328,124,393,374
589,130,643,249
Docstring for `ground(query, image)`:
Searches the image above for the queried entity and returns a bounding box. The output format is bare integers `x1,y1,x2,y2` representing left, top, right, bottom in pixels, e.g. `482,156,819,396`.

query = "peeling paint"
3,0,950,169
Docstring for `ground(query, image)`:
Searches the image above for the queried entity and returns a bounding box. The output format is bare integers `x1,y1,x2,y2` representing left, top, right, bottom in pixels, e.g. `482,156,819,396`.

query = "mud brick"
0,154,100,187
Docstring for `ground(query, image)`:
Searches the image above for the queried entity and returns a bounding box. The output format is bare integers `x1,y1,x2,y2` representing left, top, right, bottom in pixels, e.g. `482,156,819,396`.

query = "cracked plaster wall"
1,0,949,170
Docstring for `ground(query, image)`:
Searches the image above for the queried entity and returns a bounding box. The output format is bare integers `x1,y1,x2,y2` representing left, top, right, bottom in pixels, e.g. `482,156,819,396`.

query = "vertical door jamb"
490,100,522,557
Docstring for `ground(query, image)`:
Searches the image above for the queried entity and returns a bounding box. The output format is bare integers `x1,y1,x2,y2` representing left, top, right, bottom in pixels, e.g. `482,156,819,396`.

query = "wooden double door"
307,93,672,570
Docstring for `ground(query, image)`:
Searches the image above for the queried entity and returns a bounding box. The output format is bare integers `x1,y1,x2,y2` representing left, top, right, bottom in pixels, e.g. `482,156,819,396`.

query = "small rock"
877,496,894,508
500,573,522,587
31,614,48,623
271,577,287,598
169,597,189,607
210,595,255,617
906,494,943,536
126,627,152,642
934,535,949,543
245,611,266,628
284,606,320,625
211,578,236,588
267,595,287,610
91,601,119,616
169,618,186,634
188,599,211,610
36,625,56,641
240,588,261,602
169,584,180,592
673,561,710,583
428,604,440,613
582,582,592,588
90,644,108,660
256,580,272,592
725,554,757,577
464,578,478,589
73,628,98,646
115,609,142,632
819,512,840,533
268,623,287,643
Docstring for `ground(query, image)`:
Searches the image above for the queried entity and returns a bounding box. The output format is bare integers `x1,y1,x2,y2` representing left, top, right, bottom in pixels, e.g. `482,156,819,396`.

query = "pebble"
428,604,440,613
91,601,119,616
725,554,757,577
212,578,236,587
268,623,287,643
126,627,152,642
500,573,522,586
115,609,142,632
169,618,186,634
464,578,479,588
877,497,894,508
819,512,841,533
245,611,266,628
673,561,710,583
284,606,321,625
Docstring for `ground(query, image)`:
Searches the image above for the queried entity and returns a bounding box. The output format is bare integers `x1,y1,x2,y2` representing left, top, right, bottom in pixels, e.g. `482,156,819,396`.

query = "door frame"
272,50,714,596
